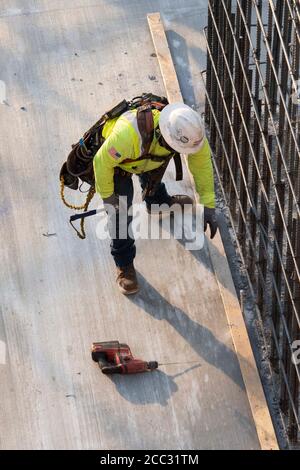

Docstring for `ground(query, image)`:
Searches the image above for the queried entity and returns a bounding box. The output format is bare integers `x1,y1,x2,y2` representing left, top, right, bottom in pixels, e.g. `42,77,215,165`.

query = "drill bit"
159,360,201,366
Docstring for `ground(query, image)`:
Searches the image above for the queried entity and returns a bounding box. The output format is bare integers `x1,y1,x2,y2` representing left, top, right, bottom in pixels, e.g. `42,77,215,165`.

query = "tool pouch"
59,161,79,190
60,126,105,189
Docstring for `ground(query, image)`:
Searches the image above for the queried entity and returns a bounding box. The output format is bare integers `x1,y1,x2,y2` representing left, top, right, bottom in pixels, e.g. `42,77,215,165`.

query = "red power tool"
91,341,158,375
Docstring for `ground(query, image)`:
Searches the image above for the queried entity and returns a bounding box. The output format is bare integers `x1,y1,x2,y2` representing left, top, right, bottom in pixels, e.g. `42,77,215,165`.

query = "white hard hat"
159,103,205,154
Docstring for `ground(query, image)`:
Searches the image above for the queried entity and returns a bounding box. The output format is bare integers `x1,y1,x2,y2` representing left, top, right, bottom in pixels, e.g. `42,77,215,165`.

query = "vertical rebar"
270,0,293,370
237,0,252,263
249,0,263,287
256,1,273,319
205,1,213,126
222,0,234,194
229,4,243,217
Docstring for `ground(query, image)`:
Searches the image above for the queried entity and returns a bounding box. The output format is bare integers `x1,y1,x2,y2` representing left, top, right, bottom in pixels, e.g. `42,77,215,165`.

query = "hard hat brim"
159,103,205,154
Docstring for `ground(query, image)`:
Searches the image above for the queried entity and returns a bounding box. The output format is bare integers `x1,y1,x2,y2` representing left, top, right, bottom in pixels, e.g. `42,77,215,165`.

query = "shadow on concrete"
166,30,196,107
129,274,245,391
156,210,237,298
108,370,177,407
107,363,201,406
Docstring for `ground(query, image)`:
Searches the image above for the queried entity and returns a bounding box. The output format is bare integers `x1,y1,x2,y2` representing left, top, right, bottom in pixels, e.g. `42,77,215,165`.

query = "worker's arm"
187,137,215,209
93,126,134,199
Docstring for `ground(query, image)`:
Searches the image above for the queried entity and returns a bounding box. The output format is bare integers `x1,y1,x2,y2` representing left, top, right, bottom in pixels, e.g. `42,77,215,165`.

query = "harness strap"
137,104,154,156
122,105,183,181
121,154,167,164
174,153,183,181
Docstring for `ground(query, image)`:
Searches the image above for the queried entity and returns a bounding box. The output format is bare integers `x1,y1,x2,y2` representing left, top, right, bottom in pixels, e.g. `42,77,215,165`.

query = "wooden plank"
209,232,280,450
147,11,279,451
147,12,182,104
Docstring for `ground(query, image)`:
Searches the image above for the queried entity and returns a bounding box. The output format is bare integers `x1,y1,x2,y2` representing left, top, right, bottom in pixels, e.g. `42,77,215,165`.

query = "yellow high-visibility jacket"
93,108,215,208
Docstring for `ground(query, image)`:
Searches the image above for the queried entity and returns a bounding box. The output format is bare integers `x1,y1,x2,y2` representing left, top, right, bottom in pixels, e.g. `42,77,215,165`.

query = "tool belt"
113,161,171,200
114,167,133,178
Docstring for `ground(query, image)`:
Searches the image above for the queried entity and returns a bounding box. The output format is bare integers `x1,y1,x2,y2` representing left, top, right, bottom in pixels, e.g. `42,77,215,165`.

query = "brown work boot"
146,194,194,214
116,264,139,295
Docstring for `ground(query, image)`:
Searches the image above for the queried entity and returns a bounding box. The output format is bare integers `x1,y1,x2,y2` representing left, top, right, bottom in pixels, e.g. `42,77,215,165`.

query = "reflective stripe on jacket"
93,108,215,208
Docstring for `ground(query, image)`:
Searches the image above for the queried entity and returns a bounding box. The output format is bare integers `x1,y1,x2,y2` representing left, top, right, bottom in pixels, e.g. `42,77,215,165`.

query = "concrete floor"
0,0,261,449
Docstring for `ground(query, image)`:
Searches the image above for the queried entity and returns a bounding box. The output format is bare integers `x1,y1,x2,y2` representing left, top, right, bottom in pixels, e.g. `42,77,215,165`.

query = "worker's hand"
204,207,218,239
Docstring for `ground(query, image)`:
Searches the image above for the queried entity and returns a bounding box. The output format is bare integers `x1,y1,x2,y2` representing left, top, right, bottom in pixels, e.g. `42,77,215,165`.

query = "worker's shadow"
107,363,201,407
128,275,245,392
159,210,238,299
166,30,196,107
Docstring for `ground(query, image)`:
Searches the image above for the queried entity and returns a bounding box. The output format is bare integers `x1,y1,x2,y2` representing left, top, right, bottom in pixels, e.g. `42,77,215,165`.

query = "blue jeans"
111,172,171,267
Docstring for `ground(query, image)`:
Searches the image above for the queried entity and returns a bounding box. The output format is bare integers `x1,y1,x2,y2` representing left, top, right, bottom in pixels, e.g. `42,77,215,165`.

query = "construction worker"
93,102,217,294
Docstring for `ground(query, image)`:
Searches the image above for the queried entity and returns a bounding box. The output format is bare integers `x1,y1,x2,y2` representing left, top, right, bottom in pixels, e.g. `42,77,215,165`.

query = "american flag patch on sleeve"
108,147,122,160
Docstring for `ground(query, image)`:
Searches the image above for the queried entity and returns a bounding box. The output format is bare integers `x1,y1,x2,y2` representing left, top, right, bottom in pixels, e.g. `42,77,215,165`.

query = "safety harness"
60,93,183,238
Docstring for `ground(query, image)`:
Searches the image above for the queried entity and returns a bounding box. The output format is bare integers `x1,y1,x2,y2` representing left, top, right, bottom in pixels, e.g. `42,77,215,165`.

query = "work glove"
204,207,218,239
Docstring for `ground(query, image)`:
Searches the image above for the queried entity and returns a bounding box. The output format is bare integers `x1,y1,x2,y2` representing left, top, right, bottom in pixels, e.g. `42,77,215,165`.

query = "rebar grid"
204,0,300,444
